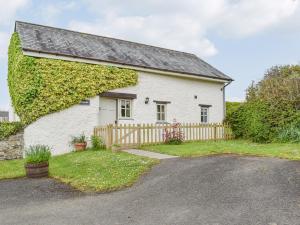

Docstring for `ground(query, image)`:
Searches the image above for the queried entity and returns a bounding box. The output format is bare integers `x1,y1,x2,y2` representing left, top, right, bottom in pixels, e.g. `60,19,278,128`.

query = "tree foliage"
226,65,300,143
8,33,138,125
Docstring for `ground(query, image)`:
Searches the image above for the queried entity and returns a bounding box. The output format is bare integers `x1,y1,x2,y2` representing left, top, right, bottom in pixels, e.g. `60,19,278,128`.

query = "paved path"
123,149,178,159
1,155,300,225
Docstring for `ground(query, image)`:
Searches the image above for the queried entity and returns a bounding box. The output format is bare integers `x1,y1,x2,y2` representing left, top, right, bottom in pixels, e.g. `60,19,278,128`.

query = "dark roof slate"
0,111,9,118
15,21,232,81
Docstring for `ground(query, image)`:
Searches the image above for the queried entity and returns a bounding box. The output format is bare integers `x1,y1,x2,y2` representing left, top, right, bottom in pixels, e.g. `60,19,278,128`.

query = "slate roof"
15,21,233,81
0,111,9,118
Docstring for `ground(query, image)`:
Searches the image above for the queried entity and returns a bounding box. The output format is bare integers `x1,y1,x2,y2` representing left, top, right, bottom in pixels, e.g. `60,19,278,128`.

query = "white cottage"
13,21,233,155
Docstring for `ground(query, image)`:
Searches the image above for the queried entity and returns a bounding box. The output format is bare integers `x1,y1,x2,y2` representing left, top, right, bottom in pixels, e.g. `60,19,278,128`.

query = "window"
156,104,166,122
200,107,209,123
119,99,132,119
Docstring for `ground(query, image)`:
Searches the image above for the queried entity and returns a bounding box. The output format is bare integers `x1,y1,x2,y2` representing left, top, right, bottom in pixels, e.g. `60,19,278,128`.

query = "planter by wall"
74,142,87,151
25,161,49,178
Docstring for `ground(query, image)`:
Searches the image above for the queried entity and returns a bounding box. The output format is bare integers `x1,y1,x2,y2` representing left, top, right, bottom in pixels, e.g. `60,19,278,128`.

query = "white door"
99,97,117,125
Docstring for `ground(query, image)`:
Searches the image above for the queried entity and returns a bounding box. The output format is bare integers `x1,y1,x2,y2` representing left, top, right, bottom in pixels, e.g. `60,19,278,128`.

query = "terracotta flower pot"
74,142,87,151
25,161,49,178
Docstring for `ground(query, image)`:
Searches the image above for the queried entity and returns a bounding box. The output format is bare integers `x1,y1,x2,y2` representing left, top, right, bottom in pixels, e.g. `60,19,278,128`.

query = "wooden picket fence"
94,123,233,149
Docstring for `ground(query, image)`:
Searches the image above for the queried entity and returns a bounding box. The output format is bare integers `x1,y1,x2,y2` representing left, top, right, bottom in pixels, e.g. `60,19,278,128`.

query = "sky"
0,0,300,110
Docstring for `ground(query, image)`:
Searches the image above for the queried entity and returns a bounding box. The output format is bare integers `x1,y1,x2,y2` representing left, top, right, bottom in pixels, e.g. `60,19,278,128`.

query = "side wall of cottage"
24,71,225,155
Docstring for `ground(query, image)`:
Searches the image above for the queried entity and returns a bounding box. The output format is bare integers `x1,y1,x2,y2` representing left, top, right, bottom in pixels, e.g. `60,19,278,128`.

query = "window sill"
118,118,134,120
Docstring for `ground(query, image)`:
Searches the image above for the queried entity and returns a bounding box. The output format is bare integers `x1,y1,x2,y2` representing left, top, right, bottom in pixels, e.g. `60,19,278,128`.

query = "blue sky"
0,0,300,110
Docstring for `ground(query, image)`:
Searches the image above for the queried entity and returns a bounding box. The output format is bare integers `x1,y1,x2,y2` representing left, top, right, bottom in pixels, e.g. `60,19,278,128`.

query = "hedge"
0,122,24,141
8,33,138,125
226,65,300,143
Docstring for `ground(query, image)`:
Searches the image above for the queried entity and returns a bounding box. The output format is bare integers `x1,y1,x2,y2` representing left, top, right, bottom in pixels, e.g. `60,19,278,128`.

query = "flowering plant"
163,120,184,145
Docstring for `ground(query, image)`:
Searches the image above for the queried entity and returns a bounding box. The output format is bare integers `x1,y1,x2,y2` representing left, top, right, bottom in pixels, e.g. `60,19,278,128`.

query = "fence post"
106,124,113,149
137,124,141,148
213,124,217,141
223,123,226,140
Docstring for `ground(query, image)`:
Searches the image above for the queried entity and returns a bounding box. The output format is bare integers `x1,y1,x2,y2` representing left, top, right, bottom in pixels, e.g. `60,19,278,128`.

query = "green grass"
0,150,158,192
143,140,300,160
0,159,25,179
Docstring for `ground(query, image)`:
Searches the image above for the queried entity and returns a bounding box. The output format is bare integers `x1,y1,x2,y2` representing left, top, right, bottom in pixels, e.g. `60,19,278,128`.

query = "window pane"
121,108,126,117
119,99,132,118
126,109,130,117
156,104,166,121
201,107,208,123
161,112,165,121
121,100,125,107
126,101,130,109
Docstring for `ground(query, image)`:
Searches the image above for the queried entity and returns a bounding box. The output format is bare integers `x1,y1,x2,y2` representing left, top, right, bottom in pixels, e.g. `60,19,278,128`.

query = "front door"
99,97,117,125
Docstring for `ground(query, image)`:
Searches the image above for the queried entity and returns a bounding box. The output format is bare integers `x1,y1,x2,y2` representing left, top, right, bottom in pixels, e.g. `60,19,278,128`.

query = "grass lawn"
142,140,300,160
0,150,158,192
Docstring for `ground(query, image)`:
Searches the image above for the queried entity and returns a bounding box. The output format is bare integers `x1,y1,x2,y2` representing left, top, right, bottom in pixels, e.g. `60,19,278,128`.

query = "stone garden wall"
0,132,23,160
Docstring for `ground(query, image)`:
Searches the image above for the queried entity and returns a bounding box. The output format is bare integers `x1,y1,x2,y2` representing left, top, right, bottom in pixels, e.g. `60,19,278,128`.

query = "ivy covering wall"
8,33,138,125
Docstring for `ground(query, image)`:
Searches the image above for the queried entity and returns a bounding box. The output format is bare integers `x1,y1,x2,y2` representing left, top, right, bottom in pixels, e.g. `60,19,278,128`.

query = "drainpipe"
221,80,232,121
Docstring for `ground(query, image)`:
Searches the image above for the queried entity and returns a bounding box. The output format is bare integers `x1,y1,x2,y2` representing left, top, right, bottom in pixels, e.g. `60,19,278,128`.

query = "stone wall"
0,132,24,160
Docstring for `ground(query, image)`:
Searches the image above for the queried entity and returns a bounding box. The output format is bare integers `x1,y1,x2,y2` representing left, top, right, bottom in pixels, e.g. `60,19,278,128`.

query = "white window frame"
156,103,167,122
200,107,209,124
118,99,132,119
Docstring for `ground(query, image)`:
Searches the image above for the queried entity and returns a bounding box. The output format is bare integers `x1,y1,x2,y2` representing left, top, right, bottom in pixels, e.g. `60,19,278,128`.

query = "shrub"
25,145,52,164
91,135,105,149
163,121,184,145
0,121,23,140
276,122,300,143
70,133,87,145
226,65,300,143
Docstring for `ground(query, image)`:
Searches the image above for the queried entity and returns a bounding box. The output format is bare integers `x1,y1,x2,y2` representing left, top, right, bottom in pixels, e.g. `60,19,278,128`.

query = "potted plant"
111,144,121,152
71,133,87,151
25,145,51,178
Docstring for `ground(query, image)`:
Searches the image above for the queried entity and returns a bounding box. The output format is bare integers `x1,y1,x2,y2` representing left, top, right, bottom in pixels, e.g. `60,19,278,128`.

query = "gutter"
221,80,233,120
221,80,232,91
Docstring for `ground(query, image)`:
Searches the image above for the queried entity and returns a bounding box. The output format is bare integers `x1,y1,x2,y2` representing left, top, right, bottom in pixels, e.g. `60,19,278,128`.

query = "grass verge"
0,150,158,192
142,140,300,160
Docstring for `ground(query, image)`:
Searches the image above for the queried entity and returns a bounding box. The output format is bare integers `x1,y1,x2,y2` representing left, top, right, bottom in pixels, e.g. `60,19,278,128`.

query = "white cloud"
36,1,78,25
0,0,30,57
218,0,299,37
0,0,29,25
70,0,299,57
226,96,245,102
0,32,10,58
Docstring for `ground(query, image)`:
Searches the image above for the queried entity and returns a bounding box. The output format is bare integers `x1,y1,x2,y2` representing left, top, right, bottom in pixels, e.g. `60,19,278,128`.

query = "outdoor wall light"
145,97,150,104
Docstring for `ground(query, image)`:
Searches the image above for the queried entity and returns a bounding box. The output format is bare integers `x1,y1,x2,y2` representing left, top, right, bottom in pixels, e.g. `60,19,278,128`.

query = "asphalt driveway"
1,155,300,225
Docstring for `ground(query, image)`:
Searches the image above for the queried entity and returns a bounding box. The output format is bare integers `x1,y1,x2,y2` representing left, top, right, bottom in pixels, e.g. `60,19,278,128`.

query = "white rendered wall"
100,71,225,125
24,71,225,155
24,96,99,155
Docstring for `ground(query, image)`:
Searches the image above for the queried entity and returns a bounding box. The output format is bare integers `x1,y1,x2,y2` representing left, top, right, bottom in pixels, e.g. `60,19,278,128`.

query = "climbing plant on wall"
8,33,138,125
